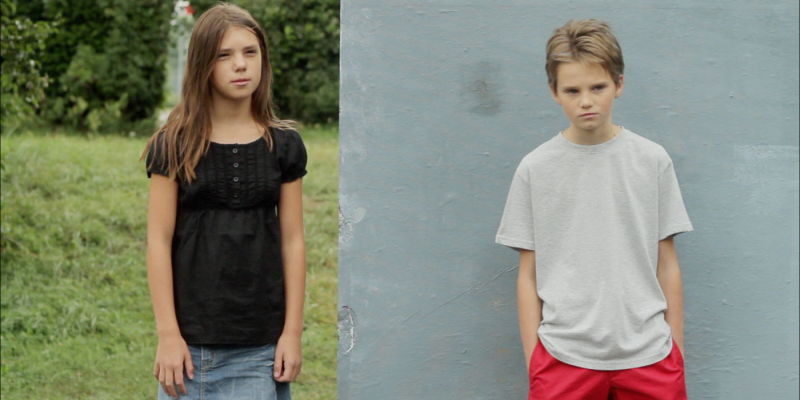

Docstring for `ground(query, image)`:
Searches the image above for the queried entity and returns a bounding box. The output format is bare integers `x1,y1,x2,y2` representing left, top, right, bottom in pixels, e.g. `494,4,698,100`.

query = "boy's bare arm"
518,249,543,371
657,236,684,356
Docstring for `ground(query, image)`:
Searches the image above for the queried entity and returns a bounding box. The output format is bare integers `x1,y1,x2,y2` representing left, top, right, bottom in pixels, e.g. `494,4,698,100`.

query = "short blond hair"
546,19,624,90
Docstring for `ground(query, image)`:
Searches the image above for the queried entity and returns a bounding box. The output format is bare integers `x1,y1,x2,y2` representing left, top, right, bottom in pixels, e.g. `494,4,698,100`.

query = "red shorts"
528,340,687,400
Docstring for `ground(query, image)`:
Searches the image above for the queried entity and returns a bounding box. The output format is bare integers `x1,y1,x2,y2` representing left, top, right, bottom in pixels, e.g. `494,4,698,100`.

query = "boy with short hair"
496,19,691,399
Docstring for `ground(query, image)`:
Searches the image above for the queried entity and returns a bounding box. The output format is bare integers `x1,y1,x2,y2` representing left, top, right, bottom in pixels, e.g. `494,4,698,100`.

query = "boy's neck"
562,123,622,146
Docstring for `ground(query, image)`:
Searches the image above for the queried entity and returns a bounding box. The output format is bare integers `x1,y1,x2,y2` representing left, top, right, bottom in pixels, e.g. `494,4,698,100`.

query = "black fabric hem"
183,332,284,347
280,169,308,184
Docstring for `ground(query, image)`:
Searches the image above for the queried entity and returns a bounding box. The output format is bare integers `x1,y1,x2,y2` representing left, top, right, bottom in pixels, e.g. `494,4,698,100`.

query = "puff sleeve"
145,133,170,178
274,127,308,183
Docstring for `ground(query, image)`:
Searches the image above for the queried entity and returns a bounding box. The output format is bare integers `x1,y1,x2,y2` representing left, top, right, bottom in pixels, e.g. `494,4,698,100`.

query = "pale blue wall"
338,1,799,398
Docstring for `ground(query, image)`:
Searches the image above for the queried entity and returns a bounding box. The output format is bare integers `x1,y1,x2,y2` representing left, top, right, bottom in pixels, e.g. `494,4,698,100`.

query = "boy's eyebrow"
218,45,259,52
560,82,609,90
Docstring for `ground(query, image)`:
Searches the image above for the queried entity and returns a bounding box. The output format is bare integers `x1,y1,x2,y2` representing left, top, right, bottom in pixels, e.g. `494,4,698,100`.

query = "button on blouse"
146,127,307,345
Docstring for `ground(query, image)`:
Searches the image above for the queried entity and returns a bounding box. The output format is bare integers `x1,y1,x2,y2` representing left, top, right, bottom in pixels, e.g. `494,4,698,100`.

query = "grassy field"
0,126,338,399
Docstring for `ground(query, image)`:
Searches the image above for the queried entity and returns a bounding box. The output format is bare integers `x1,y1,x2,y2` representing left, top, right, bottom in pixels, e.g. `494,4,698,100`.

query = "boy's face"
550,62,623,135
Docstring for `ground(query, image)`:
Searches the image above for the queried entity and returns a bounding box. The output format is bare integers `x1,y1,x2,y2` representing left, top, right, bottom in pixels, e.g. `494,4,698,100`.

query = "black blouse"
146,127,307,345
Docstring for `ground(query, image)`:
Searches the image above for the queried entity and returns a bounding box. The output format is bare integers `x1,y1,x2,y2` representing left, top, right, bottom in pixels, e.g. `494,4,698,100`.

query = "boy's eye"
566,89,578,94
593,85,606,91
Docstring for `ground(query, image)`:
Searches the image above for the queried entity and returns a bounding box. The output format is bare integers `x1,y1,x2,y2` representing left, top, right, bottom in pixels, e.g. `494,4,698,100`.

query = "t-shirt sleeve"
276,128,308,183
145,134,169,179
658,157,693,240
495,171,536,251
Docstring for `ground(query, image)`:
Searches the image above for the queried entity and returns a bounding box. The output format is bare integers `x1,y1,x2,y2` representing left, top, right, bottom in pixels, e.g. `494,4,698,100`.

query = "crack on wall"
414,265,519,321
373,265,519,346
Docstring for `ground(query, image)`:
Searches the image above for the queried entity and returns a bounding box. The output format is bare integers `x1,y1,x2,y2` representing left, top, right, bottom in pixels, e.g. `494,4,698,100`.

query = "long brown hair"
141,3,292,182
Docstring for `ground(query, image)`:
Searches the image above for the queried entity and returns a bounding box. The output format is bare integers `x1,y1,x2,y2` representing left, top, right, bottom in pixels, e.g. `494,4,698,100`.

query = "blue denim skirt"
157,344,290,400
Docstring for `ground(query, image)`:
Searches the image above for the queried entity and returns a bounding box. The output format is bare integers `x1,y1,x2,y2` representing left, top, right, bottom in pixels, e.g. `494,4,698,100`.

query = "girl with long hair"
141,4,306,399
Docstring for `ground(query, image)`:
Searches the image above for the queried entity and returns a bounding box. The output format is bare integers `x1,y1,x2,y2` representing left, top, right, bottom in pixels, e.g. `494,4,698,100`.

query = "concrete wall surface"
338,1,799,399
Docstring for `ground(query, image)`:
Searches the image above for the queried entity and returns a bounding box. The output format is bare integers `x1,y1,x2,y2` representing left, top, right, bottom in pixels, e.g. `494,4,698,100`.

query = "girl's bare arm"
147,174,193,398
274,178,306,382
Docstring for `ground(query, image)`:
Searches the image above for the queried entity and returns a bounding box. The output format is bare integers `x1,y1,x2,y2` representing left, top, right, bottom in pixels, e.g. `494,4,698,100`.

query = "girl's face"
211,26,262,103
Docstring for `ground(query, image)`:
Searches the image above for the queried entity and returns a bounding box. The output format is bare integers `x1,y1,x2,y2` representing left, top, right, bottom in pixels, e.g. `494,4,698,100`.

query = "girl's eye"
218,53,229,58
247,50,257,54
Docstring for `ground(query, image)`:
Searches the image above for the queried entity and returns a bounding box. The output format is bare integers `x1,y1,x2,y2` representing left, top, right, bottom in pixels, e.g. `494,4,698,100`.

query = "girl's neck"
209,94,263,143
210,93,255,131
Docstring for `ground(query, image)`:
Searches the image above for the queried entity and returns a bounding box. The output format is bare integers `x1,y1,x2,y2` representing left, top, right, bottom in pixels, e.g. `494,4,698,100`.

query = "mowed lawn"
0,126,338,400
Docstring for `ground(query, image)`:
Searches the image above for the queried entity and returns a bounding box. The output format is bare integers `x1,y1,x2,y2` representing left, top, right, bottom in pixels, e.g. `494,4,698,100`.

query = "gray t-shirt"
496,128,693,370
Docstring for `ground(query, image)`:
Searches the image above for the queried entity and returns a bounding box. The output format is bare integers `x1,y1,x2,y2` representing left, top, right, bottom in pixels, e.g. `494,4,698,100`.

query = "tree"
0,0,57,131
15,0,173,133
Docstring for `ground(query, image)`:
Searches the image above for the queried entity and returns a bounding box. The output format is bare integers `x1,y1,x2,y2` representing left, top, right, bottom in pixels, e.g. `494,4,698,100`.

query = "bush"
0,0,57,131
13,0,339,129
16,0,173,133
191,0,340,123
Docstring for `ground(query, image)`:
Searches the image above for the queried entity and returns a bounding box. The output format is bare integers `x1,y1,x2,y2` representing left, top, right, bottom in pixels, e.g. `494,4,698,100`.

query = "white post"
171,1,194,100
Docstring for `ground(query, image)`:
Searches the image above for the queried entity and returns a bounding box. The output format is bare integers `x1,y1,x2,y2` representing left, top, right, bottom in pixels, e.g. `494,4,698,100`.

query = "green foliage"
1,127,338,399
0,0,58,130
16,0,173,133
192,0,340,123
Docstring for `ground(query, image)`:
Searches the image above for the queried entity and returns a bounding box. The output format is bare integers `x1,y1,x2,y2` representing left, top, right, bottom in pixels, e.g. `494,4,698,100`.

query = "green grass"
0,126,338,399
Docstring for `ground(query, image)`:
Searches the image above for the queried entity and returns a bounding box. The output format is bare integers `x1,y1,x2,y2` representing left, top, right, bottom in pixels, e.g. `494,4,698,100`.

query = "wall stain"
339,201,367,244
338,306,357,355
732,145,799,215
460,61,503,116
